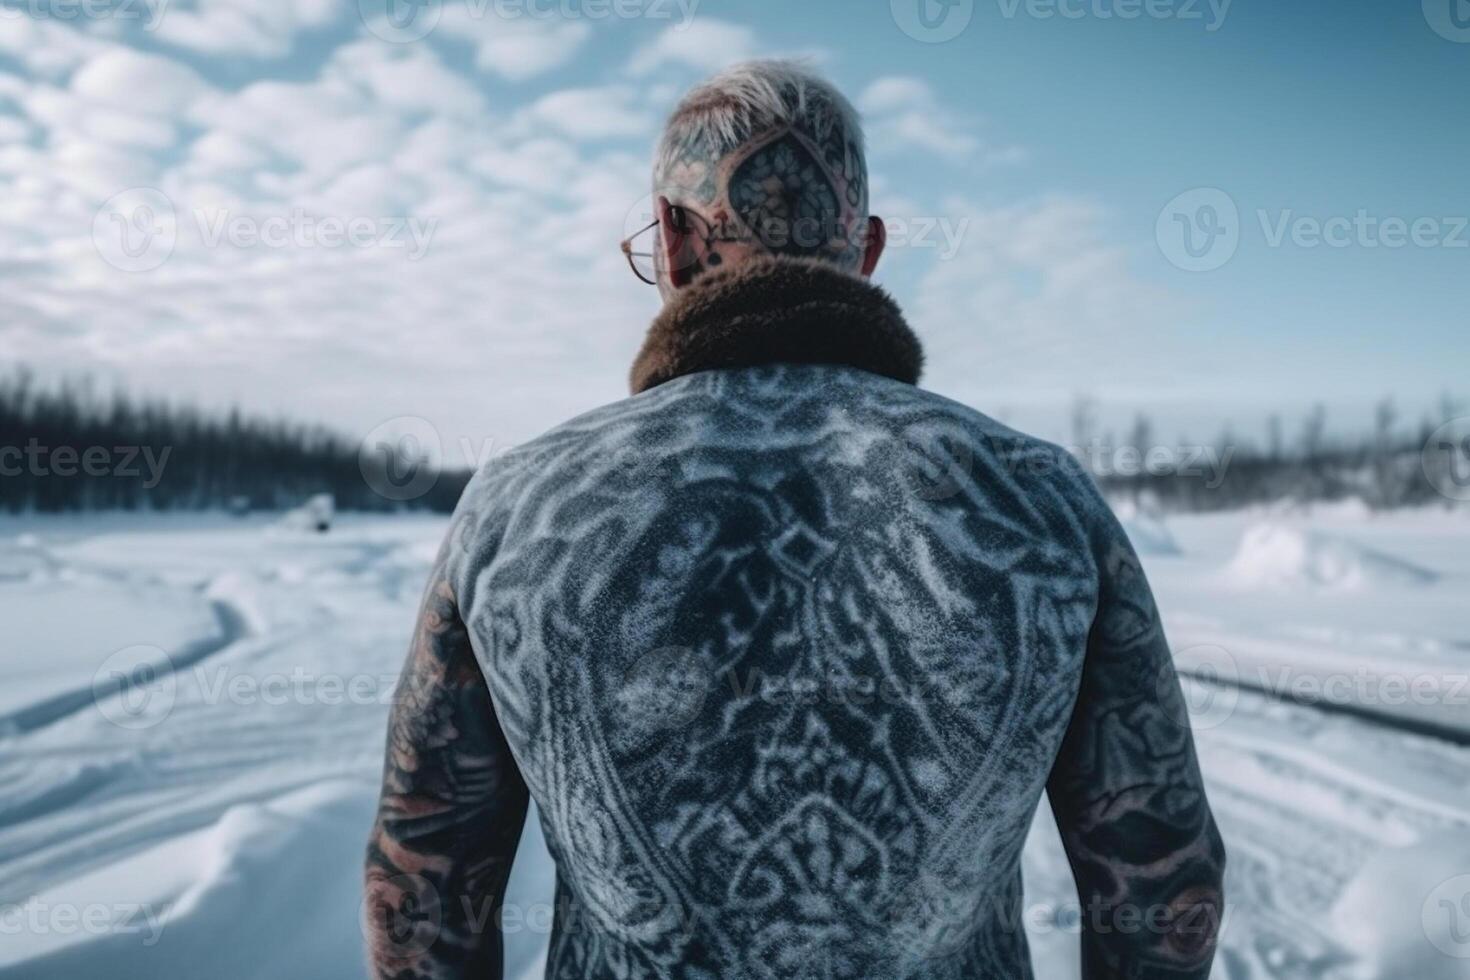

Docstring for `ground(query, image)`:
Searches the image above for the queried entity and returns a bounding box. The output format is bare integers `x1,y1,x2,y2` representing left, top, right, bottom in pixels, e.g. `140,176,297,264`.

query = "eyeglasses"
620,205,747,286
620,217,661,286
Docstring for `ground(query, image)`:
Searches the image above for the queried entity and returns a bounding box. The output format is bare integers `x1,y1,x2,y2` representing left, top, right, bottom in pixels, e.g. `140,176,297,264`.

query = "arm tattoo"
1049,535,1227,978
365,543,529,979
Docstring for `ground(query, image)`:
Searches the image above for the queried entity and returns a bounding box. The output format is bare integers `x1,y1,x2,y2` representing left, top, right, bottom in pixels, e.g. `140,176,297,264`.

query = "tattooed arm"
1048,520,1226,979
365,542,529,979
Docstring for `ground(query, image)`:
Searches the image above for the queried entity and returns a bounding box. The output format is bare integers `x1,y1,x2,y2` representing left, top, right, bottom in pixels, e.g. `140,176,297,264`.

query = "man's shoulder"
460,366,1107,520
880,381,1107,506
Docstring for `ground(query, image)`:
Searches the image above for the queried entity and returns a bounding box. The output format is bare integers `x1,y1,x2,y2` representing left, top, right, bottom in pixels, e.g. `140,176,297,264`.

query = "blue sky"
0,0,1465,459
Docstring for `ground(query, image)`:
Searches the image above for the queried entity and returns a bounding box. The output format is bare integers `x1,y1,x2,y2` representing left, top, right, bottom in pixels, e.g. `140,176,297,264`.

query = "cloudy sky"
1,0,1466,460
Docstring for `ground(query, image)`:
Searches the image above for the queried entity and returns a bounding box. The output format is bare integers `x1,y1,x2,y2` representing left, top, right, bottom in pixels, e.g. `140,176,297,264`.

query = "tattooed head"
652,60,874,289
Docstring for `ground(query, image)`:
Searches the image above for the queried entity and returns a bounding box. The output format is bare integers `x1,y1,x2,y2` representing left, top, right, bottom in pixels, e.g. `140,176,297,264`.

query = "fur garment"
629,257,925,394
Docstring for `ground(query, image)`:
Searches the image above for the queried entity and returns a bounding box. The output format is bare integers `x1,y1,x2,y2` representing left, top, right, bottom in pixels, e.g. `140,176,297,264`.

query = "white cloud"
0,115,32,142
437,10,591,81
470,137,583,195
326,40,488,117
185,130,273,172
858,76,980,161
71,48,208,116
191,80,403,179
0,19,106,78
151,0,340,58
627,19,757,76
908,195,1177,409
857,77,934,116
521,86,654,140
0,20,1158,462
0,28,664,454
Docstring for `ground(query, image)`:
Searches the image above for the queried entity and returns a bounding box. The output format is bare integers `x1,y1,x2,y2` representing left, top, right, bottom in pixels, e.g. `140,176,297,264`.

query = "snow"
1226,522,1439,592
1115,502,1184,556
1,507,1468,979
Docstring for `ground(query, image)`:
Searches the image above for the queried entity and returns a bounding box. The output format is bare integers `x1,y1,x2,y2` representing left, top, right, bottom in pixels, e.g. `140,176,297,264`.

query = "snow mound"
1310,496,1375,521
1225,523,1439,591
0,781,377,980
1332,829,1470,979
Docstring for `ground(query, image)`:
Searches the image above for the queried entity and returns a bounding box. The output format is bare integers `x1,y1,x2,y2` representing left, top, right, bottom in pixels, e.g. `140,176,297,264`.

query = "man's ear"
859,216,887,278
658,196,692,290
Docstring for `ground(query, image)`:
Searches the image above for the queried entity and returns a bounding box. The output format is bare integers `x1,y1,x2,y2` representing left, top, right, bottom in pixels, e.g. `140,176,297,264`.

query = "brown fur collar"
629,257,925,395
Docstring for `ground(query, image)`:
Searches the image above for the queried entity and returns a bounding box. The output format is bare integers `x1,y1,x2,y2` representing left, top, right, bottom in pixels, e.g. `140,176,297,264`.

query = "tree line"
1071,395,1469,513
0,368,469,514
1,367,1464,515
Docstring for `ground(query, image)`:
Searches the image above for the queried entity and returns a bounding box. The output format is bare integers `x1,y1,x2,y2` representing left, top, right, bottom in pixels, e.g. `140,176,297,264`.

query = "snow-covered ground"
1,505,1467,979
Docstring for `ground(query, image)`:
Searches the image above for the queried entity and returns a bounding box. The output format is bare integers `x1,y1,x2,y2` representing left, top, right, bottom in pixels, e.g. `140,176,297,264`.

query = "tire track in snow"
1181,667,1470,749
0,597,252,738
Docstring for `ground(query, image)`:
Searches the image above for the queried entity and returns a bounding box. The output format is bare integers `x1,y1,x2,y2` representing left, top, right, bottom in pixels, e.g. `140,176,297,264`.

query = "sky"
0,0,1466,463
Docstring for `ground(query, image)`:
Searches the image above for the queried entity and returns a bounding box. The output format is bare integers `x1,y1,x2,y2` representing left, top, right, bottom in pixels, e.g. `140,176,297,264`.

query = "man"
366,60,1225,979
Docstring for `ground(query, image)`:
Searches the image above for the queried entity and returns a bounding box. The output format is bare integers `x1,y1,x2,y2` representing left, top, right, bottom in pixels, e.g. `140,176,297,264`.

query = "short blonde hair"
654,59,870,267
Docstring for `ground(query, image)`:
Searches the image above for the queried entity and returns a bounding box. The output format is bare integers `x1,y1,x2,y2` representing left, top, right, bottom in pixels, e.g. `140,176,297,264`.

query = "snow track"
0,509,1467,980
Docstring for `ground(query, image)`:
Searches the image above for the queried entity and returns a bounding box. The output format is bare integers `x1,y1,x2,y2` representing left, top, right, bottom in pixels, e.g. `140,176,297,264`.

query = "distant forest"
0,367,1464,515
0,368,469,514
1072,395,1468,513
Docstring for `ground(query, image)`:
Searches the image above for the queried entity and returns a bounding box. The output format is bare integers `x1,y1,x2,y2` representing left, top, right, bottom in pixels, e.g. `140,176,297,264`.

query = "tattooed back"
446,364,1112,978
